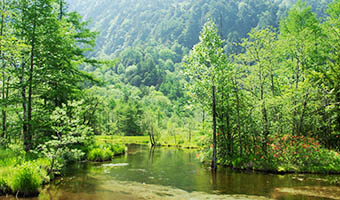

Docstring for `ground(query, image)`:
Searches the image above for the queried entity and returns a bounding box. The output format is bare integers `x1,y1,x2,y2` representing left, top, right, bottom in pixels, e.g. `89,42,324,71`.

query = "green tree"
237,28,279,153
183,20,227,171
279,0,322,136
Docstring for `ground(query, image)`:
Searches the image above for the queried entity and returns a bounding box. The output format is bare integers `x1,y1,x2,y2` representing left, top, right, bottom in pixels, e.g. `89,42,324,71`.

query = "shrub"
103,148,114,160
250,135,340,173
88,148,102,161
88,148,113,162
10,162,42,197
109,144,126,155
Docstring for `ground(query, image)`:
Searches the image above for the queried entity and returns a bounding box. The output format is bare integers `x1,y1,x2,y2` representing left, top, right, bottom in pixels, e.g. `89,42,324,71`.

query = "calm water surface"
3,145,340,200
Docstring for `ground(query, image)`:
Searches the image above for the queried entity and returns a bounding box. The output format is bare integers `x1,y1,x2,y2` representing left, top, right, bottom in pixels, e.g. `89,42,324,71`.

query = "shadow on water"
2,144,339,200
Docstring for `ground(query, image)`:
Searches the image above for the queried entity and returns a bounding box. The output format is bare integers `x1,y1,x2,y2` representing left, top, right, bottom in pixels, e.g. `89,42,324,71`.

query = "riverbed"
2,145,339,200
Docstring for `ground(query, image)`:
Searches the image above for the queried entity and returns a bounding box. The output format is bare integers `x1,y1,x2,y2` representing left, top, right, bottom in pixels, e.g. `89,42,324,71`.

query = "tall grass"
88,143,126,162
0,149,51,197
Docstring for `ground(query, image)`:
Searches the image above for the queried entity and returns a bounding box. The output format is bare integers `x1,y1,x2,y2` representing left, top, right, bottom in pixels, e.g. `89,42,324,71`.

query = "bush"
198,134,340,173
88,148,113,162
10,163,42,197
244,135,340,173
87,143,126,162
109,144,126,155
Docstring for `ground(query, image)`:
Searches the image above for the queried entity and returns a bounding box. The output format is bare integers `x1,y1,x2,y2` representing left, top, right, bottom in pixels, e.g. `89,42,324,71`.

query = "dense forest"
0,0,340,198
67,0,332,57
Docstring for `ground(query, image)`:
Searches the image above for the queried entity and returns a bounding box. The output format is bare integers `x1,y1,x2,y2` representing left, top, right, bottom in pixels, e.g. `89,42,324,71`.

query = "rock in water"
103,163,129,167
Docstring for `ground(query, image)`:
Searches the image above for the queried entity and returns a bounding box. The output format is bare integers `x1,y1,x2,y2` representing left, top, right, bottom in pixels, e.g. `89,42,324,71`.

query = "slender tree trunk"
148,132,154,146
22,59,29,151
234,78,242,156
26,2,37,152
148,124,155,147
336,90,340,133
0,0,5,138
293,61,300,136
59,0,63,20
151,126,155,146
298,92,309,136
211,85,217,172
270,71,275,96
260,80,269,153
202,109,205,130
18,3,30,151
2,71,7,138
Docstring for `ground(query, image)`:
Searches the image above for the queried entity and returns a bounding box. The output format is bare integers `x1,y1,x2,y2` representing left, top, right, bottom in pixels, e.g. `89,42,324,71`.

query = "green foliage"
88,148,113,162
109,144,126,155
37,101,94,174
115,100,144,136
183,20,227,110
88,143,126,162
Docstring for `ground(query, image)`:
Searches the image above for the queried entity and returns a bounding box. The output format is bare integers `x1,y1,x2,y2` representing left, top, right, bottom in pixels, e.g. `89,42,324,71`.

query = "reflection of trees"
148,146,155,163
211,171,217,190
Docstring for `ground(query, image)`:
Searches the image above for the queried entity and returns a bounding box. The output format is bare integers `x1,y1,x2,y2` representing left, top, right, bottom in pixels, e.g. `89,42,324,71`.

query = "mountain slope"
66,0,331,58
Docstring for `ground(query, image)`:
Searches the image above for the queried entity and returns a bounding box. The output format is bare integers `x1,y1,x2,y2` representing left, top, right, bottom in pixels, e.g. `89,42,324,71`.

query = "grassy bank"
88,141,126,162
0,142,126,197
0,148,52,197
96,136,150,145
96,135,200,149
157,134,200,149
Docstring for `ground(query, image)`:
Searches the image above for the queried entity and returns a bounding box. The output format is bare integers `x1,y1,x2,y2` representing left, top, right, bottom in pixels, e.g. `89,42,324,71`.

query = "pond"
3,145,340,200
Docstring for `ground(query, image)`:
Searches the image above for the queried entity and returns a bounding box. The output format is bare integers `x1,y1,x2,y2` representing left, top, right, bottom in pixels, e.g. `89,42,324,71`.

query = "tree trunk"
336,90,340,133
22,59,29,151
59,0,63,20
148,132,154,146
18,6,30,151
2,72,7,138
211,85,217,172
26,2,37,152
234,78,242,156
293,61,300,136
0,0,5,138
226,111,232,158
260,81,269,154
148,124,155,147
298,92,309,136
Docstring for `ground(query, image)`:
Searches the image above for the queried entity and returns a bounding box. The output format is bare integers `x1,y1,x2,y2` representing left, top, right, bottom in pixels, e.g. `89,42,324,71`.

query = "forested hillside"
66,0,332,57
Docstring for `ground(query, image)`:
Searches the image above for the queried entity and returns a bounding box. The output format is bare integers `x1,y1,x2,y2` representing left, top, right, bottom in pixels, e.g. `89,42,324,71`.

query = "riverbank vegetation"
96,135,200,148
